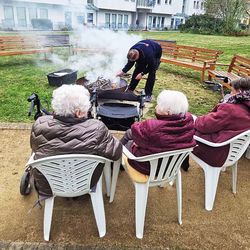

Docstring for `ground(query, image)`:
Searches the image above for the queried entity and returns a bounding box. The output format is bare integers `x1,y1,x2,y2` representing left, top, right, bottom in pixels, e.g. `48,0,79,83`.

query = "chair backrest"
224,130,250,167
134,148,194,187
28,154,110,197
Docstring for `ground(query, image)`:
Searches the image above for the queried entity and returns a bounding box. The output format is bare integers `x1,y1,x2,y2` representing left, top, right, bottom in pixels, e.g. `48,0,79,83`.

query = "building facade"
0,0,205,31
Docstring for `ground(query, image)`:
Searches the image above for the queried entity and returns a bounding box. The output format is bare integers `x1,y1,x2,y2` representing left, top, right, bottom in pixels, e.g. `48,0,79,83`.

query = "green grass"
0,31,249,122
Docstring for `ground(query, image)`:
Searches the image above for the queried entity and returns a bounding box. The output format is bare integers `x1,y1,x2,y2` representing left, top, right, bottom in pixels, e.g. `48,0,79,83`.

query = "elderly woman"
193,77,250,167
121,90,196,175
31,84,122,196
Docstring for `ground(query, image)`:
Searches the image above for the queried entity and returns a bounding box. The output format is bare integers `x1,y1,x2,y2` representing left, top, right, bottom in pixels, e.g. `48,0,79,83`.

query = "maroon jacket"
129,112,196,175
193,100,250,167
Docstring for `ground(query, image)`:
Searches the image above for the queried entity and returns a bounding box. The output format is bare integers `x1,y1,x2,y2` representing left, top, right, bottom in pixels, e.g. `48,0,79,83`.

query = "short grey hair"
52,84,90,117
157,90,189,115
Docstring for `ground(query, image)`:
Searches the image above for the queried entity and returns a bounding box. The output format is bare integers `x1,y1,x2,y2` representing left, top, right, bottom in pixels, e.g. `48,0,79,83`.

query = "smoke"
68,27,142,82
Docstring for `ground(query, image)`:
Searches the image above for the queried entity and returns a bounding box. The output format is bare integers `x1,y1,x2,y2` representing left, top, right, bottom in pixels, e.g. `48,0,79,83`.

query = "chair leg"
103,162,111,197
175,170,182,225
135,182,149,239
109,159,120,203
232,162,238,194
90,175,106,237
44,197,55,241
203,165,222,211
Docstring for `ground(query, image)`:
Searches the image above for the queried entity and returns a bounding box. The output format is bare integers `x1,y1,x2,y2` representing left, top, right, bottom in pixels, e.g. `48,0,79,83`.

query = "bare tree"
204,0,248,32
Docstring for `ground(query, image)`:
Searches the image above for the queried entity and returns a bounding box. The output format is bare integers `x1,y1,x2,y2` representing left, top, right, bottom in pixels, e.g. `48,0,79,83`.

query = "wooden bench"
208,55,250,89
156,40,223,82
0,36,52,58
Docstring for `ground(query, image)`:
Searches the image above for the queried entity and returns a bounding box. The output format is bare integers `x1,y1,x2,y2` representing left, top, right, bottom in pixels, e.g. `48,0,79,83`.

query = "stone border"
0,122,32,130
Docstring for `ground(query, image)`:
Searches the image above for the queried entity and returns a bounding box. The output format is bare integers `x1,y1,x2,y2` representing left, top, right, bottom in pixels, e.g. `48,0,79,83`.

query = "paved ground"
0,126,250,250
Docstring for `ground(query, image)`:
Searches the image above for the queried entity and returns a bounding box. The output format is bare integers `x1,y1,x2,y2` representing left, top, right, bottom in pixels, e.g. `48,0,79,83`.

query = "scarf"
226,90,250,104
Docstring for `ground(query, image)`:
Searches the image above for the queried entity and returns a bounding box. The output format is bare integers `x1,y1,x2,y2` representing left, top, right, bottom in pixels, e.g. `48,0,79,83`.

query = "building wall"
95,0,136,12
184,0,205,16
0,0,206,31
0,0,85,30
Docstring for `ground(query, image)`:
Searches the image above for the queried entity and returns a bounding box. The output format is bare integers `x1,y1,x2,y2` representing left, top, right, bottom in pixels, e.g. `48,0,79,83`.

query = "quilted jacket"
128,112,196,175
193,100,250,167
30,115,122,196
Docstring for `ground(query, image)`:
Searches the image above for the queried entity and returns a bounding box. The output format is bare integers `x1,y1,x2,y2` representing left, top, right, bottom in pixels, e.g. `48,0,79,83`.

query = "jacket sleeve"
195,104,231,134
131,121,151,147
122,60,135,73
94,123,122,161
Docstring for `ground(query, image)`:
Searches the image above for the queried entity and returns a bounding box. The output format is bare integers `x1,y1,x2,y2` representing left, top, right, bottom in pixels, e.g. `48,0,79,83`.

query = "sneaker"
144,95,152,102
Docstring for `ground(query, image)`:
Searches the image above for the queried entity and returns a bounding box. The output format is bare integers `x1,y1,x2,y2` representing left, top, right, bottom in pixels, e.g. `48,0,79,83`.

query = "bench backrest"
229,55,250,77
39,34,70,47
157,41,223,63
0,36,45,51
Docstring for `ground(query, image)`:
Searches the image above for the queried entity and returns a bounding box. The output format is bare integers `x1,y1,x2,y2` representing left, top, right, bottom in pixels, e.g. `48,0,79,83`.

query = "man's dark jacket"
122,39,162,75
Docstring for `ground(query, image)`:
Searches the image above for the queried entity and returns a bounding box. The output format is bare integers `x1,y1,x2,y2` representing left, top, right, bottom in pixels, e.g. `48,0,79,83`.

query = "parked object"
110,146,194,238
208,55,250,89
157,40,223,82
190,130,250,211
47,69,77,86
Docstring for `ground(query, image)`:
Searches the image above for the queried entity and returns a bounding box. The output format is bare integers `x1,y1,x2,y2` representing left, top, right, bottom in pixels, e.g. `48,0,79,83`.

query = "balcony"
137,0,155,9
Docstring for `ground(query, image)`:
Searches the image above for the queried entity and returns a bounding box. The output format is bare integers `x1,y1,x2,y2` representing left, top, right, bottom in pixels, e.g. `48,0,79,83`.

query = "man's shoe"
144,95,152,102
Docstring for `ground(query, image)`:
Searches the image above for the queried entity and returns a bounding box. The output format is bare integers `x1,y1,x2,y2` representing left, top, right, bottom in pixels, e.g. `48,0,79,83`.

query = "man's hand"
116,70,125,77
135,73,143,80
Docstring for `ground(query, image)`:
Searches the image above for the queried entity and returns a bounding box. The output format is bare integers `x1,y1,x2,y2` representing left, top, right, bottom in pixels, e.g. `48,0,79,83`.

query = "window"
17,7,27,27
193,1,196,8
3,6,14,27
157,16,161,28
124,14,128,28
87,0,93,3
87,13,93,23
112,14,117,29
148,16,152,29
157,0,161,4
118,14,123,28
165,0,168,4
161,17,165,27
196,1,199,9
169,0,172,4
40,8,48,19
152,16,156,28
28,8,37,21
105,13,110,28
201,1,203,9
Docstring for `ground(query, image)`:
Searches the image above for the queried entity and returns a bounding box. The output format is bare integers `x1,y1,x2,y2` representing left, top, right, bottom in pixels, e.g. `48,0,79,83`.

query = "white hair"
156,90,189,115
52,84,90,117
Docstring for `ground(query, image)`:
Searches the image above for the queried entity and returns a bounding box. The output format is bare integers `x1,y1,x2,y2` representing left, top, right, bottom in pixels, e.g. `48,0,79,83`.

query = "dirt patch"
0,129,249,249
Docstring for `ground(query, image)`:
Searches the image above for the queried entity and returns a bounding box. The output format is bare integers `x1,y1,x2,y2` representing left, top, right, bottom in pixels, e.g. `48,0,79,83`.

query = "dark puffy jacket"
193,100,250,167
122,39,162,75
30,115,122,196
128,112,196,175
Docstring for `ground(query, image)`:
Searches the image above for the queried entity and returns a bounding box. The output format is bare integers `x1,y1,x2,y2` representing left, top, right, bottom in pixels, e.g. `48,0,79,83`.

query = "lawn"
0,31,249,122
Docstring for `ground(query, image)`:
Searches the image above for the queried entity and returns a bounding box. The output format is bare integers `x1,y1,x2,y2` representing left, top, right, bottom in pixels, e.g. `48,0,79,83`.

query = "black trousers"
128,59,160,96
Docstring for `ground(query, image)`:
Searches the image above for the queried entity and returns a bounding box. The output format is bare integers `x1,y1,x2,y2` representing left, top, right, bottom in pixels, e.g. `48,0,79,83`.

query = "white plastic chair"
110,146,194,239
190,130,250,211
26,154,114,241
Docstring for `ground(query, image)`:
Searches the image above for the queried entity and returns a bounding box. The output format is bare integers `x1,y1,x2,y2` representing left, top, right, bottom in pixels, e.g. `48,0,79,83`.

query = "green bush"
180,14,224,35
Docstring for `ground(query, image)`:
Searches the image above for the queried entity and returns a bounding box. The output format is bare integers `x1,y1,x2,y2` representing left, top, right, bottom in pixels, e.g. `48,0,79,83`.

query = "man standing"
116,39,162,102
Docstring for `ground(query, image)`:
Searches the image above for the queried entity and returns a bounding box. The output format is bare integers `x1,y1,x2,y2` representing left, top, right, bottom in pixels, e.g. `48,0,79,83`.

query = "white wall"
185,0,205,16
152,0,183,15
95,0,136,12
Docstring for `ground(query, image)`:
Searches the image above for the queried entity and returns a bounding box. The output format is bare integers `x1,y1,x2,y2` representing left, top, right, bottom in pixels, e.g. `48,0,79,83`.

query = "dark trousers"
128,59,160,96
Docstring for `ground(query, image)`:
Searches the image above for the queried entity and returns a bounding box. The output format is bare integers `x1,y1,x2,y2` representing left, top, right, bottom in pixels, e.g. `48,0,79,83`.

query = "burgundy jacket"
129,112,196,175
193,100,250,167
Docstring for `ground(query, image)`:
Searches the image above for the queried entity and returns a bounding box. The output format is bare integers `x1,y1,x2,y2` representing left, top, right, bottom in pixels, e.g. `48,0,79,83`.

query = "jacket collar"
155,112,186,120
54,115,88,124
